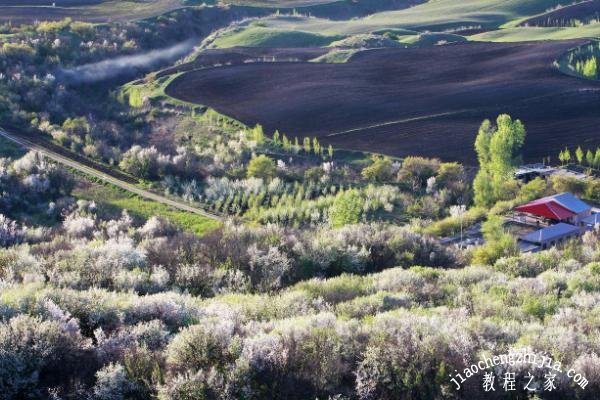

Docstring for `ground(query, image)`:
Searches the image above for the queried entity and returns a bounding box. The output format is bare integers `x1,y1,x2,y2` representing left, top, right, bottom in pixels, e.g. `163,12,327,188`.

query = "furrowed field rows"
165,40,600,164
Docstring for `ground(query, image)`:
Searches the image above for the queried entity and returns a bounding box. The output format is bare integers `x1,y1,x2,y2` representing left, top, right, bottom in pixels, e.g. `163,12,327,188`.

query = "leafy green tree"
595,148,600,168
247,155,276,181
587,149,594,166
583,56,597,78
473,115,525,207
303,137,311,153
328,144,334,159
361,155,393,183
576,146,584,165
585,179,600,202
488,114,526,174
62,117,90,138
473,170,495,208
563,148,571,164
248,124,265,144
282,135,290,151
436,162,468,202
551,174,586,196
472,215,518,265
312,138,321,156
518,177,547,201
329,189,363,227
272,130,280,145
475,119,493,167
304,166,323,182
398,156,440,191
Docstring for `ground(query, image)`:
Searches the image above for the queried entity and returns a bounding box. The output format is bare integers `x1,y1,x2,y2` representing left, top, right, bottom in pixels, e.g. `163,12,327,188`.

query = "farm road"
0,128,221,221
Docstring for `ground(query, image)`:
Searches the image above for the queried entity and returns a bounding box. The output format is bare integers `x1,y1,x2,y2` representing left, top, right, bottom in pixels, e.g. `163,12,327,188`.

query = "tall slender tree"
586,149,594,166
576,146,584,165
303,137,311,153
473,114,526,207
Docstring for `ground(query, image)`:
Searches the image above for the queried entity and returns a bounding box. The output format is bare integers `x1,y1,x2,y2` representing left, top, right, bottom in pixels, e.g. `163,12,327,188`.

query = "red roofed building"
515,199,575,221
515,192,592,224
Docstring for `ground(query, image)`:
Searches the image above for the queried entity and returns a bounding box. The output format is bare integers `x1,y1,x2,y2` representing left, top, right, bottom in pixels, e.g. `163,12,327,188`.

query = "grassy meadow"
212,25,343,47
74,179,221,236
204,0,600,50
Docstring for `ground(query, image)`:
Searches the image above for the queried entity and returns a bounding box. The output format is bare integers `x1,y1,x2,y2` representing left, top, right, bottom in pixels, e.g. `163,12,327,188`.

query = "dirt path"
0,128,221,221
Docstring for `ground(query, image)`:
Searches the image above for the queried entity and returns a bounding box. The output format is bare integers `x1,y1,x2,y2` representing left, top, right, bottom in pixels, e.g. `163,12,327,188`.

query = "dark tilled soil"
166,40,600,164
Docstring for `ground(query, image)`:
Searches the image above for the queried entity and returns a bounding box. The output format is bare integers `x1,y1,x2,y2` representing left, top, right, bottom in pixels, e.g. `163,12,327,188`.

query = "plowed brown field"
166,41,600,164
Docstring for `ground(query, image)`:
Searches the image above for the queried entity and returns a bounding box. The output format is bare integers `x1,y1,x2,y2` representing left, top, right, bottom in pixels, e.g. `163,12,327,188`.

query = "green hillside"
206,0,597,48
472,23,600,42
233,0,575,35
212,25,344,47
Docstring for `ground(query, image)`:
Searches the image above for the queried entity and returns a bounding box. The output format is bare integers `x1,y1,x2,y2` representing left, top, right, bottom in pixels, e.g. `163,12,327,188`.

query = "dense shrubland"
0,206,456,296
3,224,600,398
3,146,600,398
0,151,74,222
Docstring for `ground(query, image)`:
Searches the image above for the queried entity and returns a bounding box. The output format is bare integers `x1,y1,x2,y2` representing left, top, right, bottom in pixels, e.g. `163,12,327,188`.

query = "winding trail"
0,128,221,221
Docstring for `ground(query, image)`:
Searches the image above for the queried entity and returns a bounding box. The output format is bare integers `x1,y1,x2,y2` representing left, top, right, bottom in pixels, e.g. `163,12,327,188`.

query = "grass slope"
212,25,343,47
472,23,600,41
221,0,339,7
1,136,220,234
400,32,467,46
224,0,575,39
74,180,221,236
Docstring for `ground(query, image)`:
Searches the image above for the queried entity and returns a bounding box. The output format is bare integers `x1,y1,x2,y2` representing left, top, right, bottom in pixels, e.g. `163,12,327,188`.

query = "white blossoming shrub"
137,216,177,239
92,363,136,400
129,292,199,328
0,315,92,398
130,319,171,351
63,213,96,238
0,152,73,219
166,318,235,374
237,313,351,398
355,313,475,400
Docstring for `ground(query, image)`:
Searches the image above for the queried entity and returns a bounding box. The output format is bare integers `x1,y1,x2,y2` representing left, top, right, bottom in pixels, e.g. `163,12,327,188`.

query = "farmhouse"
520,222,582,250
514,192,598,251
514,192,592,225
